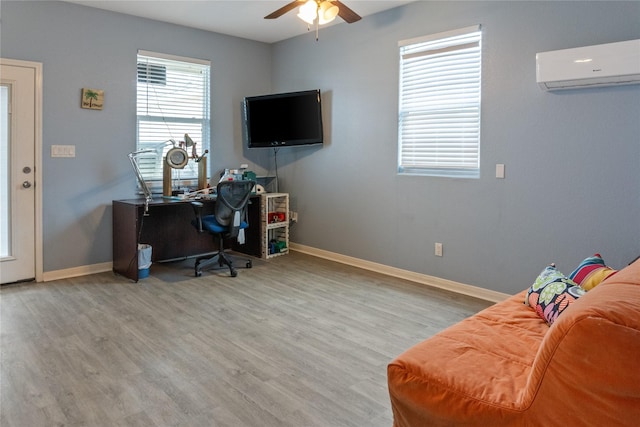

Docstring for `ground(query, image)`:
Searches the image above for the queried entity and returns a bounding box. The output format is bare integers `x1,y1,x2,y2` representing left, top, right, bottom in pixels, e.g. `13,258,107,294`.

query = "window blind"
398,26,482,178
136,51,210,184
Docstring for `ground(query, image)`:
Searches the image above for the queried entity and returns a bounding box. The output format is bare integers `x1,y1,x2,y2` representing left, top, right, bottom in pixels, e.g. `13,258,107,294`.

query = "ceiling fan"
265,1,362,25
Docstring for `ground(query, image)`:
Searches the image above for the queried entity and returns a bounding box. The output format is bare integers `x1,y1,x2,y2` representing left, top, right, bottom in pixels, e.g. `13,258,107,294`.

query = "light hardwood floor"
1,251,492,427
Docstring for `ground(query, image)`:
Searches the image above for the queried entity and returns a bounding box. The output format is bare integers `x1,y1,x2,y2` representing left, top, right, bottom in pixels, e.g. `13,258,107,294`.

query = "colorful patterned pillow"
525,264,586,325
569,253,617,291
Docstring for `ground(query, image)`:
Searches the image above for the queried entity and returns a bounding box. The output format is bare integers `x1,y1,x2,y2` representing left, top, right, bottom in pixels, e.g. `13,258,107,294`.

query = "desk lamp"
128,139,186,212
128,149,155,214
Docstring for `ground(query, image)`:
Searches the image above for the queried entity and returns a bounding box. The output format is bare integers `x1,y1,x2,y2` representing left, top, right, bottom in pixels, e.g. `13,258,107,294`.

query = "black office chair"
191,180,255,277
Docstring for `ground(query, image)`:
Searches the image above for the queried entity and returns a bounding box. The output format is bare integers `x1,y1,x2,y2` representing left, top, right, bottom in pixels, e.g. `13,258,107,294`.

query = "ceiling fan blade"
264,1,304,19
334,1,361,23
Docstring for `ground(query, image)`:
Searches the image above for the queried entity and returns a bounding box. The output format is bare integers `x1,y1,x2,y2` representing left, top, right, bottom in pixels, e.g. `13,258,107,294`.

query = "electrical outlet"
290,211,298,222
435,242,443,257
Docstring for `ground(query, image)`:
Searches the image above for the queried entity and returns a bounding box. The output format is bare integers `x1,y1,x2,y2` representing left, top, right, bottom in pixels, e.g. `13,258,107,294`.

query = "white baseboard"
289,243,510,303
42,262,112,282
40,247,510,303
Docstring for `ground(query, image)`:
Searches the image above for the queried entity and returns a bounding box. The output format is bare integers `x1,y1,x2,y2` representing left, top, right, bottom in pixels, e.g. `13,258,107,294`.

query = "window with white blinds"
398,26,482,178
136,50,210,187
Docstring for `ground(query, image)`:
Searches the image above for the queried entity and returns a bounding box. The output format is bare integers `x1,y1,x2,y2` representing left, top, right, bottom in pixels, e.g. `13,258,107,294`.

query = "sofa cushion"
525,264,585,325
388,291,549,426
568,253,617,291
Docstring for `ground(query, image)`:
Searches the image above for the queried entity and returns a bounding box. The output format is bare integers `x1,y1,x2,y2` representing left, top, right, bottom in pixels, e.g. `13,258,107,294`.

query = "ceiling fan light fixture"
297,0,317,25
318,1,339,25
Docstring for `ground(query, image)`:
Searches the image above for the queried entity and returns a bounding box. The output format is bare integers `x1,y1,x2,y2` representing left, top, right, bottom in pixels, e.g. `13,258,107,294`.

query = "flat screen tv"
243,89,323,148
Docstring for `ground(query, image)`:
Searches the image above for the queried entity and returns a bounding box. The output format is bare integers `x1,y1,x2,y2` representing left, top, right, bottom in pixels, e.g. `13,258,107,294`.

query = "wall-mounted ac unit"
536,39,640,91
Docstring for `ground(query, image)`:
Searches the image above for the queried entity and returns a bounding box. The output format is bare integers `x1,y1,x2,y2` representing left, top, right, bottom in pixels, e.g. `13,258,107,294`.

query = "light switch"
496,163,505,179
51,145,76,158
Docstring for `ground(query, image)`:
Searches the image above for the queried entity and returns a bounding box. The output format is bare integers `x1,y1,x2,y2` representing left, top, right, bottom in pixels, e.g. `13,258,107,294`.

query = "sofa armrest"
522,260,640,426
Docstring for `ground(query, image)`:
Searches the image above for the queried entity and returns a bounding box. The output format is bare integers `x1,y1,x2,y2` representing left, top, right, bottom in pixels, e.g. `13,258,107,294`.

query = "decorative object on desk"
219,169,234,182
219,167,246,183
243,170,257,193
81,88,104,110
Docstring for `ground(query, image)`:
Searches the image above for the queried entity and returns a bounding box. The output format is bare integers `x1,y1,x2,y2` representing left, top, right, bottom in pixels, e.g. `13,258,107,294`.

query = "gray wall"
1,1,273,271
270,1,640,293
2,1,639,294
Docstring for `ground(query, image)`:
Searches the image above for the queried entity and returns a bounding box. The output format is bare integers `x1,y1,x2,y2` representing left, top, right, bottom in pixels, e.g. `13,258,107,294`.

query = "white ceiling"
64,1,415,43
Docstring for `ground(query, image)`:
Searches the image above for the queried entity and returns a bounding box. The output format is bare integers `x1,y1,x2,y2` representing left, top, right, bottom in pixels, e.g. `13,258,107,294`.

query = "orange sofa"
388,259,640,427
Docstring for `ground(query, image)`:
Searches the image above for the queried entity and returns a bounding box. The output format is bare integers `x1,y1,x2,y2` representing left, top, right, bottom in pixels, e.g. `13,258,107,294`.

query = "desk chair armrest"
191,201,204,233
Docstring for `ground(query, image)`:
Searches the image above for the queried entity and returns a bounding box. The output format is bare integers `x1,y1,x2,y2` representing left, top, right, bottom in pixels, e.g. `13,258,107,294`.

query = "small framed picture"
81,88,104,110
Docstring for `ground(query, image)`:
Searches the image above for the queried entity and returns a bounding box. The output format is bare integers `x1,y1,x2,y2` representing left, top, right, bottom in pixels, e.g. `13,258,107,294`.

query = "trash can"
138,243,152,279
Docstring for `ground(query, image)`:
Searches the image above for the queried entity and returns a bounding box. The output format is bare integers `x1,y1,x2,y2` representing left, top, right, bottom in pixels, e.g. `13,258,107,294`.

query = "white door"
1,60,41,284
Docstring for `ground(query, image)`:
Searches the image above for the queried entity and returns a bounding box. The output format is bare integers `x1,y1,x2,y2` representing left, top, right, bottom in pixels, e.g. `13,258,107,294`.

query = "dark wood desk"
113,196,260,281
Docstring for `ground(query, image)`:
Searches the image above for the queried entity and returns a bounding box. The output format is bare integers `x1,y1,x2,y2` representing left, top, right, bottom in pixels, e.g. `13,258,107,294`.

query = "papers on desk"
162,187,216,201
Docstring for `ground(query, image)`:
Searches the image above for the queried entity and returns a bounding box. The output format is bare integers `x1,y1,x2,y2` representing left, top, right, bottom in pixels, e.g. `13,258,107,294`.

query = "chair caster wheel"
230,269,238,277
195,271,202,277
246,261,252,268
